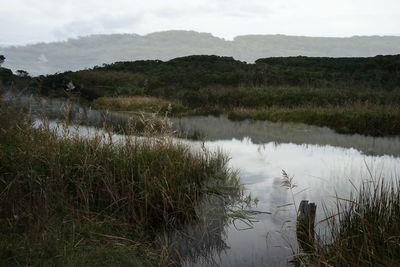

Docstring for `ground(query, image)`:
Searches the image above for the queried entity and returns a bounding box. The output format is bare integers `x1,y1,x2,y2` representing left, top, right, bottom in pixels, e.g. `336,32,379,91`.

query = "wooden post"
296,200,316,252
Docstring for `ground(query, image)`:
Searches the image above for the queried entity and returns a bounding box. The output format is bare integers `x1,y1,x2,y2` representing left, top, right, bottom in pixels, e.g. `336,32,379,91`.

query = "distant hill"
1,30,400,76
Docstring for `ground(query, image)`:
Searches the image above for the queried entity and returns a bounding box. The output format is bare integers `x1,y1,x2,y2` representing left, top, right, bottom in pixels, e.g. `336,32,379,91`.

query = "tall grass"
92,96,187,115
228,104,400,136
279,170,400,266
92,90,400,137
0,100,240,265
309,178,400,266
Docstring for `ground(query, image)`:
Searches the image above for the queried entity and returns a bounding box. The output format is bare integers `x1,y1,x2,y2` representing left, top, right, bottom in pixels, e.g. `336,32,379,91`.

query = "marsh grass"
281,169,400,267
308,178,400,266
92,96,187,115
85,90,400,137
277,168,400,266
228,104,400,136
0,100,241,266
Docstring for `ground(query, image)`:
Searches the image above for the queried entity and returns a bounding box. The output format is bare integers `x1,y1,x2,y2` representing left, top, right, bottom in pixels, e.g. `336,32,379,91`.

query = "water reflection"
7,94,400,157
175,115,400,157
201,138,399,266
6,95,400,266
162,194,232,267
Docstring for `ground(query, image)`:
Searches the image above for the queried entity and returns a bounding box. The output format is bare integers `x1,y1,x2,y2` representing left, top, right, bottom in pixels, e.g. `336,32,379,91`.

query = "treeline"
256,56,400,88
3,54,400,106
0,55,31,89
2,54,400,136
3,31,400,76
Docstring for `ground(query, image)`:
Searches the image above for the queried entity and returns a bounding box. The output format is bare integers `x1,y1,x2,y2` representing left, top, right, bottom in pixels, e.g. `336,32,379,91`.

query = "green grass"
0,101,240,266
90,88,400,136
228,104,400,136
305,178,400,266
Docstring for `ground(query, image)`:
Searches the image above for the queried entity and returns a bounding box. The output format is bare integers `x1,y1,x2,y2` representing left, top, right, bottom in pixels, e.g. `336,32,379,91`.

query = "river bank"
0,100,242,266
92,95,400,137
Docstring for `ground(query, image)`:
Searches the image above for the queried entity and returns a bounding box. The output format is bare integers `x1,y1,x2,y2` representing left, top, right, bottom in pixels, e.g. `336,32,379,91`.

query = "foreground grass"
228,104,400,136
305,179,400,266
0,101,240,266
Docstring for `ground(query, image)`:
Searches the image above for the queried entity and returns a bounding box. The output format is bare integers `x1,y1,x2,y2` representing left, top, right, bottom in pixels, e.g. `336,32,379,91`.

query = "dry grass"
92,96,186,115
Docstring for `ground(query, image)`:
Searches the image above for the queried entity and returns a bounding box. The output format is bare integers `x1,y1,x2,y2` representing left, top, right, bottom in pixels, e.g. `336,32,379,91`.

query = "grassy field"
0,100,241,266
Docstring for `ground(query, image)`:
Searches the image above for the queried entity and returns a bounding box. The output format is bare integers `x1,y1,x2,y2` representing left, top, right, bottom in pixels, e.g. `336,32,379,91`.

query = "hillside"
2,30,400,76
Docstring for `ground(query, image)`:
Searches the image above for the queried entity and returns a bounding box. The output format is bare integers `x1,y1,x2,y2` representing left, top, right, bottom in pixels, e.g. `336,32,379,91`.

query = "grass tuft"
0,99,240,265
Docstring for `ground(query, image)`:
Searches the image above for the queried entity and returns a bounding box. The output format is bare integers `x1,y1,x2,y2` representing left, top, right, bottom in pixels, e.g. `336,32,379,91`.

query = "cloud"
52,14,144,40
1,0,400,45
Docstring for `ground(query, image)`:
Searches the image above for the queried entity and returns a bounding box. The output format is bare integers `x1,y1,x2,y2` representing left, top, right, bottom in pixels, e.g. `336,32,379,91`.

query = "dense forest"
23,54,400,103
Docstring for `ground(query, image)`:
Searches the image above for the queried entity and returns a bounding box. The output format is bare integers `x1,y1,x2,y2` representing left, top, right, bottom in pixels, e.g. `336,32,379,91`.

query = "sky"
1,0,400,45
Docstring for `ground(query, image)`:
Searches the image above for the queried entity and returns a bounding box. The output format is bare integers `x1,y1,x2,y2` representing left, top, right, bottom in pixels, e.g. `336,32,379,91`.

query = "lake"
12,95,400,266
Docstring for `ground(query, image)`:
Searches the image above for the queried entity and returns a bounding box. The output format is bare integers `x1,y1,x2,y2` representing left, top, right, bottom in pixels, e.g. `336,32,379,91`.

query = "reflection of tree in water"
163,194,230,266
160,183,259,266
7,95,169,134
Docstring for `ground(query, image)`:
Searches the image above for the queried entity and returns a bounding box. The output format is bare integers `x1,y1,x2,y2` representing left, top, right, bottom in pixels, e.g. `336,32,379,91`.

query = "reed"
92,96,186,115
228,104,400,136
0,100,240,265
279,170,400,266
310,178,400,266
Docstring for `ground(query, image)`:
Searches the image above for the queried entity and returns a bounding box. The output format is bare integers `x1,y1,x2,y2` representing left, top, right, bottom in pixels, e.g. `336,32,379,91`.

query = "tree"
16,69,29,77
0,55,5,67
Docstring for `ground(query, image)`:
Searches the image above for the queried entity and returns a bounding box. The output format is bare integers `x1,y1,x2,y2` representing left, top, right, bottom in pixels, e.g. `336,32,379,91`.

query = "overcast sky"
1,0,400,45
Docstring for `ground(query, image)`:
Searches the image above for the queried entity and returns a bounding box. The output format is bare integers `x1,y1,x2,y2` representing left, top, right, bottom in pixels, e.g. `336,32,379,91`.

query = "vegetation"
228,104,400,136
0,55,13,86
92,96,186,115
0,100,241,266
26,55,400,100
306,178,400,266
5,54,400,136
1,54,31,88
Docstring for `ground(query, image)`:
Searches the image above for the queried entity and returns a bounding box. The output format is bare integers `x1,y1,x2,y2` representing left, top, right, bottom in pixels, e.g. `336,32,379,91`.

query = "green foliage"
23,54,400,136
35,55,400,103
310,179,400,266
16,69,29,77
0,102,240,265
0,67,13,85
228,105,400,136
255,55,400,89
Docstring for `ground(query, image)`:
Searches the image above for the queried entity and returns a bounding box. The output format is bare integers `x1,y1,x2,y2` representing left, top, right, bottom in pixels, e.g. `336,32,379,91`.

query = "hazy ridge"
1,30,400,76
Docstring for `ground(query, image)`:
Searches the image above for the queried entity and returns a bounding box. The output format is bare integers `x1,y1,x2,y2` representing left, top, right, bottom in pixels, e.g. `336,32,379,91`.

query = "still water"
174,116,400,266
12,96,400,266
